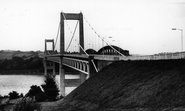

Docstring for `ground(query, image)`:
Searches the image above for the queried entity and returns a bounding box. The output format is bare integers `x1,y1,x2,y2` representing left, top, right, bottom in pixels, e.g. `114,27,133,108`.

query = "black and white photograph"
0,0,185,111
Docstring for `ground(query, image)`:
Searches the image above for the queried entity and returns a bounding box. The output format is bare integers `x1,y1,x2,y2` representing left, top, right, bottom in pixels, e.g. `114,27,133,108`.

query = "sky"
0,0,185,55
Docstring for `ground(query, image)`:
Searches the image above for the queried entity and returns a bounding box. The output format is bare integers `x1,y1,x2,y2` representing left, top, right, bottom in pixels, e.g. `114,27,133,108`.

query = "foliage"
0,105,5,111
41,76,60,101
0,99,5,111
26,85,43,97
26,85,47,102
35,92,47,102
8,91,20,99
13,97,41,111
20,93,24,97
0,55,43,72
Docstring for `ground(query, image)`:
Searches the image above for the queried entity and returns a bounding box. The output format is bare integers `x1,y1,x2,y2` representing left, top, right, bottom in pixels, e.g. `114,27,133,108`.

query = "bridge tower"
60,12,84,54
44,39,56,77
59,12,84,96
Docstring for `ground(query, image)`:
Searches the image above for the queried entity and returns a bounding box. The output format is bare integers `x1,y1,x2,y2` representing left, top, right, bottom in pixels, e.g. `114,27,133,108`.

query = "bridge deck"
45,52,185,62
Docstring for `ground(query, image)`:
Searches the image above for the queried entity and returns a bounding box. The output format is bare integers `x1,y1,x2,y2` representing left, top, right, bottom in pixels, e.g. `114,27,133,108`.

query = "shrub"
0,99,5,111
9,91,20,99
35,92,47,102
26,85,43,97
20,93,23,97
26,85,47,102
13,97,41,111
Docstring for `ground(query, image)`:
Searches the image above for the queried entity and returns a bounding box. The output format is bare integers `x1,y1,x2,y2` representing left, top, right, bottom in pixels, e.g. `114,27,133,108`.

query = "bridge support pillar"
44,57,47,76
59,56,65,96
44,58,56,77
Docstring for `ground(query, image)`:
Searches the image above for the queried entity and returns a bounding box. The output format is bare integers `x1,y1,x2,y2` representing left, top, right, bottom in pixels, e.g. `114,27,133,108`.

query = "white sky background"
0,0,185,55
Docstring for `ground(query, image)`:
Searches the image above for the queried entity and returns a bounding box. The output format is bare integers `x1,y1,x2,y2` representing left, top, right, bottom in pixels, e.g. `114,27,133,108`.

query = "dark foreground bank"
44,59,185,111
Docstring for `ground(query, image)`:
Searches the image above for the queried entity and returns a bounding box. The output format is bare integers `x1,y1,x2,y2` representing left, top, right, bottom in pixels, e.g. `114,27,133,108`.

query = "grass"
13,97,41,111
51,59,185,111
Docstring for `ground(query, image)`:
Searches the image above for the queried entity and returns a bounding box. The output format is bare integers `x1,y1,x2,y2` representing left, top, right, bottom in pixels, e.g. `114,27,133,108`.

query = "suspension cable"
62,12,99,73
62,12,73,35
62,12,89,56
91,59,98,72
66,21,79,52
83,16,125,57
54,22,60,51
77,43,89,56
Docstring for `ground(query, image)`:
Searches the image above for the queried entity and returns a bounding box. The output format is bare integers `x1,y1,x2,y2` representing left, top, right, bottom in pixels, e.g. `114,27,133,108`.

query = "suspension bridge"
44,12,185,96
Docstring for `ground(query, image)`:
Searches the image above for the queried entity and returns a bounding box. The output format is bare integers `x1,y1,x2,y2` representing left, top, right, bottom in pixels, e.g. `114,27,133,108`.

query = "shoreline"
0,72,79,75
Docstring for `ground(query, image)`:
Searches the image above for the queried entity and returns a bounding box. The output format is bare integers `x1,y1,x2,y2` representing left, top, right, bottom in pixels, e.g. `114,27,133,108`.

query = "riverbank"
45,59,185,111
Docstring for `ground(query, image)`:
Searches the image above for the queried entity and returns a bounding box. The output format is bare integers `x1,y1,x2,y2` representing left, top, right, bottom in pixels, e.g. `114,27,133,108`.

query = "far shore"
0,71,79,75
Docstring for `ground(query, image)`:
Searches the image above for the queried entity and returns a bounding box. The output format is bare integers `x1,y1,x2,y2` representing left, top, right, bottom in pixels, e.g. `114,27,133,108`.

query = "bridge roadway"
45,52,185,75
45,52,185,62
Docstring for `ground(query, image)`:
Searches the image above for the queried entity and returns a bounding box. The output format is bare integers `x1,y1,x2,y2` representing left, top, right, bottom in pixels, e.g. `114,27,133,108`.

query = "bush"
20,93,23,97
35,92,47,102
26,85,47,102
9,91,20,99
26,85,43,97
13,97,41,111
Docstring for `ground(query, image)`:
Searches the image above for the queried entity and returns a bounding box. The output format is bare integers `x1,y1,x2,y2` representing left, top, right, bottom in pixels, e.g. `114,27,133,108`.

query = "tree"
41,76,59,101
26,85,43,97
26,85,46,102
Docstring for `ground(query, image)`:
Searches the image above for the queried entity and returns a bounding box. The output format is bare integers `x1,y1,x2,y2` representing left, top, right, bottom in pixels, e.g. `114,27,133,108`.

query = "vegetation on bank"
26,75,62,102
13,97,41,111
0,50,44,74
0,50,43,60
0,91,23,100
0,56,44,74
0,75,61,111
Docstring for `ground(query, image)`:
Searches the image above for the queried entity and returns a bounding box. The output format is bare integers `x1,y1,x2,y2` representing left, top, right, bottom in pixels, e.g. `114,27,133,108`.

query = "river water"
0,74,79,96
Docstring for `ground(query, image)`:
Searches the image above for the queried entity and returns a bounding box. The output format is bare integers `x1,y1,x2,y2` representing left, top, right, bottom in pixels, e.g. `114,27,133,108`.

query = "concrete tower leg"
44,57,47,76
59,12,84,96
59,56,65,96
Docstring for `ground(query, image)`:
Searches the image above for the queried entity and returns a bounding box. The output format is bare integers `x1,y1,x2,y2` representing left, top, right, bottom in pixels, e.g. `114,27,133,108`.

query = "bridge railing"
125,52,185,60
63,57,89,75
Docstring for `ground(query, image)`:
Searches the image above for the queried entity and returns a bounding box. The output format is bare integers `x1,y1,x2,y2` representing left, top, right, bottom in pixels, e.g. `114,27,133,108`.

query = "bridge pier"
59,56,65,96
44,57,47,76
44,57,56,78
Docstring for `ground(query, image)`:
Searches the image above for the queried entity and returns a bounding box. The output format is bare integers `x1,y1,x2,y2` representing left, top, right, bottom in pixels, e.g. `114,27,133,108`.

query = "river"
0,74,79,96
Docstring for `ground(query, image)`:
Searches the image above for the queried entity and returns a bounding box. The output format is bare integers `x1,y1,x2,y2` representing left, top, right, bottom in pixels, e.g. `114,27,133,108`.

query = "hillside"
0,50,43,60
0,50,44,74
49,59,185,111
